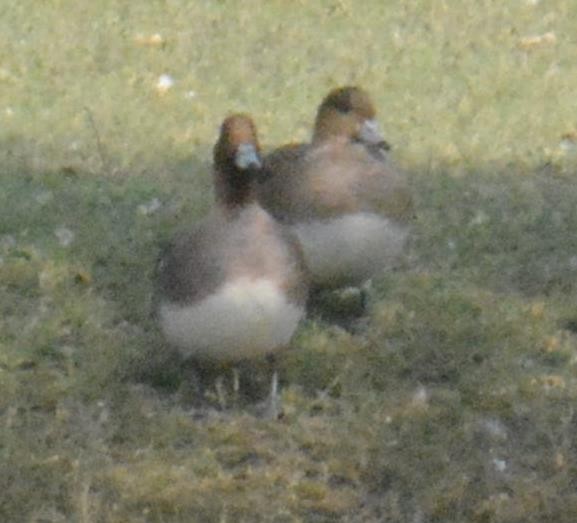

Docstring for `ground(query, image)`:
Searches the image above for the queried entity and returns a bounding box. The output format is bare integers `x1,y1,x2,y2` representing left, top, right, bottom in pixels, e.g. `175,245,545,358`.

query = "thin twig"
84,106,111,175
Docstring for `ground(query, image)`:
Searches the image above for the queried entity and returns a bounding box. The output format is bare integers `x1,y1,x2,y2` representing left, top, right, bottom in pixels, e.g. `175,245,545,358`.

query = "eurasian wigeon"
257,86,413,291
154,114,308,416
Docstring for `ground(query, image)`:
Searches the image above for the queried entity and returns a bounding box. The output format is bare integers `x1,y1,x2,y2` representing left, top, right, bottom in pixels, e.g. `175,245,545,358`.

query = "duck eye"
332,94,353,114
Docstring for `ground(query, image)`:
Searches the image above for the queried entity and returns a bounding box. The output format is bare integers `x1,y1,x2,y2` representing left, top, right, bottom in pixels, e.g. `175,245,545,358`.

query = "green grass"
2,0,577,521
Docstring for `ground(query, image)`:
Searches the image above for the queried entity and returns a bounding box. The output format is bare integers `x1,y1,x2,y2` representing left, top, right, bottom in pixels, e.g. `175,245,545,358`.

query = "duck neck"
215,165,257,212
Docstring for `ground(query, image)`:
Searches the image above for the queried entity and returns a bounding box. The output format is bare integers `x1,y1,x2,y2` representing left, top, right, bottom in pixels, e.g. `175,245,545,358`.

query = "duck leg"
215,375,227,410
232,366,240,407
258,353,282,420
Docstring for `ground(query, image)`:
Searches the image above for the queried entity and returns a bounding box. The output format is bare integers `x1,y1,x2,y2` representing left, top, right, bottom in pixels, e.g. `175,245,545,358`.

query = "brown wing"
351,151,415,223
272,219,310,306
260,142,361,222
259,140,414,224
258,143,313,223
154,216,226,307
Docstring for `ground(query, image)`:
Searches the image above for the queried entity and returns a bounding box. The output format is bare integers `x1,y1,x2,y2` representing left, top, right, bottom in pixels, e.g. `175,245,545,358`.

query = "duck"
154,114,309,416
257,86,413,291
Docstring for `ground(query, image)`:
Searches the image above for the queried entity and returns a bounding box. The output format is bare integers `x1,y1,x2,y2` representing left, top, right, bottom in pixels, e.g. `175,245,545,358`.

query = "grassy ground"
2,0,577,521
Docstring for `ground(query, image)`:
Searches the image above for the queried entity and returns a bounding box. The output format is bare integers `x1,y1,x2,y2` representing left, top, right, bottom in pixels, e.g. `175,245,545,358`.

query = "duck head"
312,86,390,151
213,114,264,208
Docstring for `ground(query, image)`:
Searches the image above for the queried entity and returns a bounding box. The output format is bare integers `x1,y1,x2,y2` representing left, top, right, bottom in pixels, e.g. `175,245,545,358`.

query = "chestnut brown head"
313,86,388,150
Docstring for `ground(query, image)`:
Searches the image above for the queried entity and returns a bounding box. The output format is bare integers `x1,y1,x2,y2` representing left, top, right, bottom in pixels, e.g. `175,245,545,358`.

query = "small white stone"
492,458,507,472
149,33,164,46
412,385,429,407
184,90,197,99
156,74,175,94
479,418,508,440
470,210,488,226
137,197,162,216
55,227,75,247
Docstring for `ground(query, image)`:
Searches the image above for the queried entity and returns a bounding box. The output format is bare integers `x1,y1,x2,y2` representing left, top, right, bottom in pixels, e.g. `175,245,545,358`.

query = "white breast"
293,212,408,287
159,278,304,361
